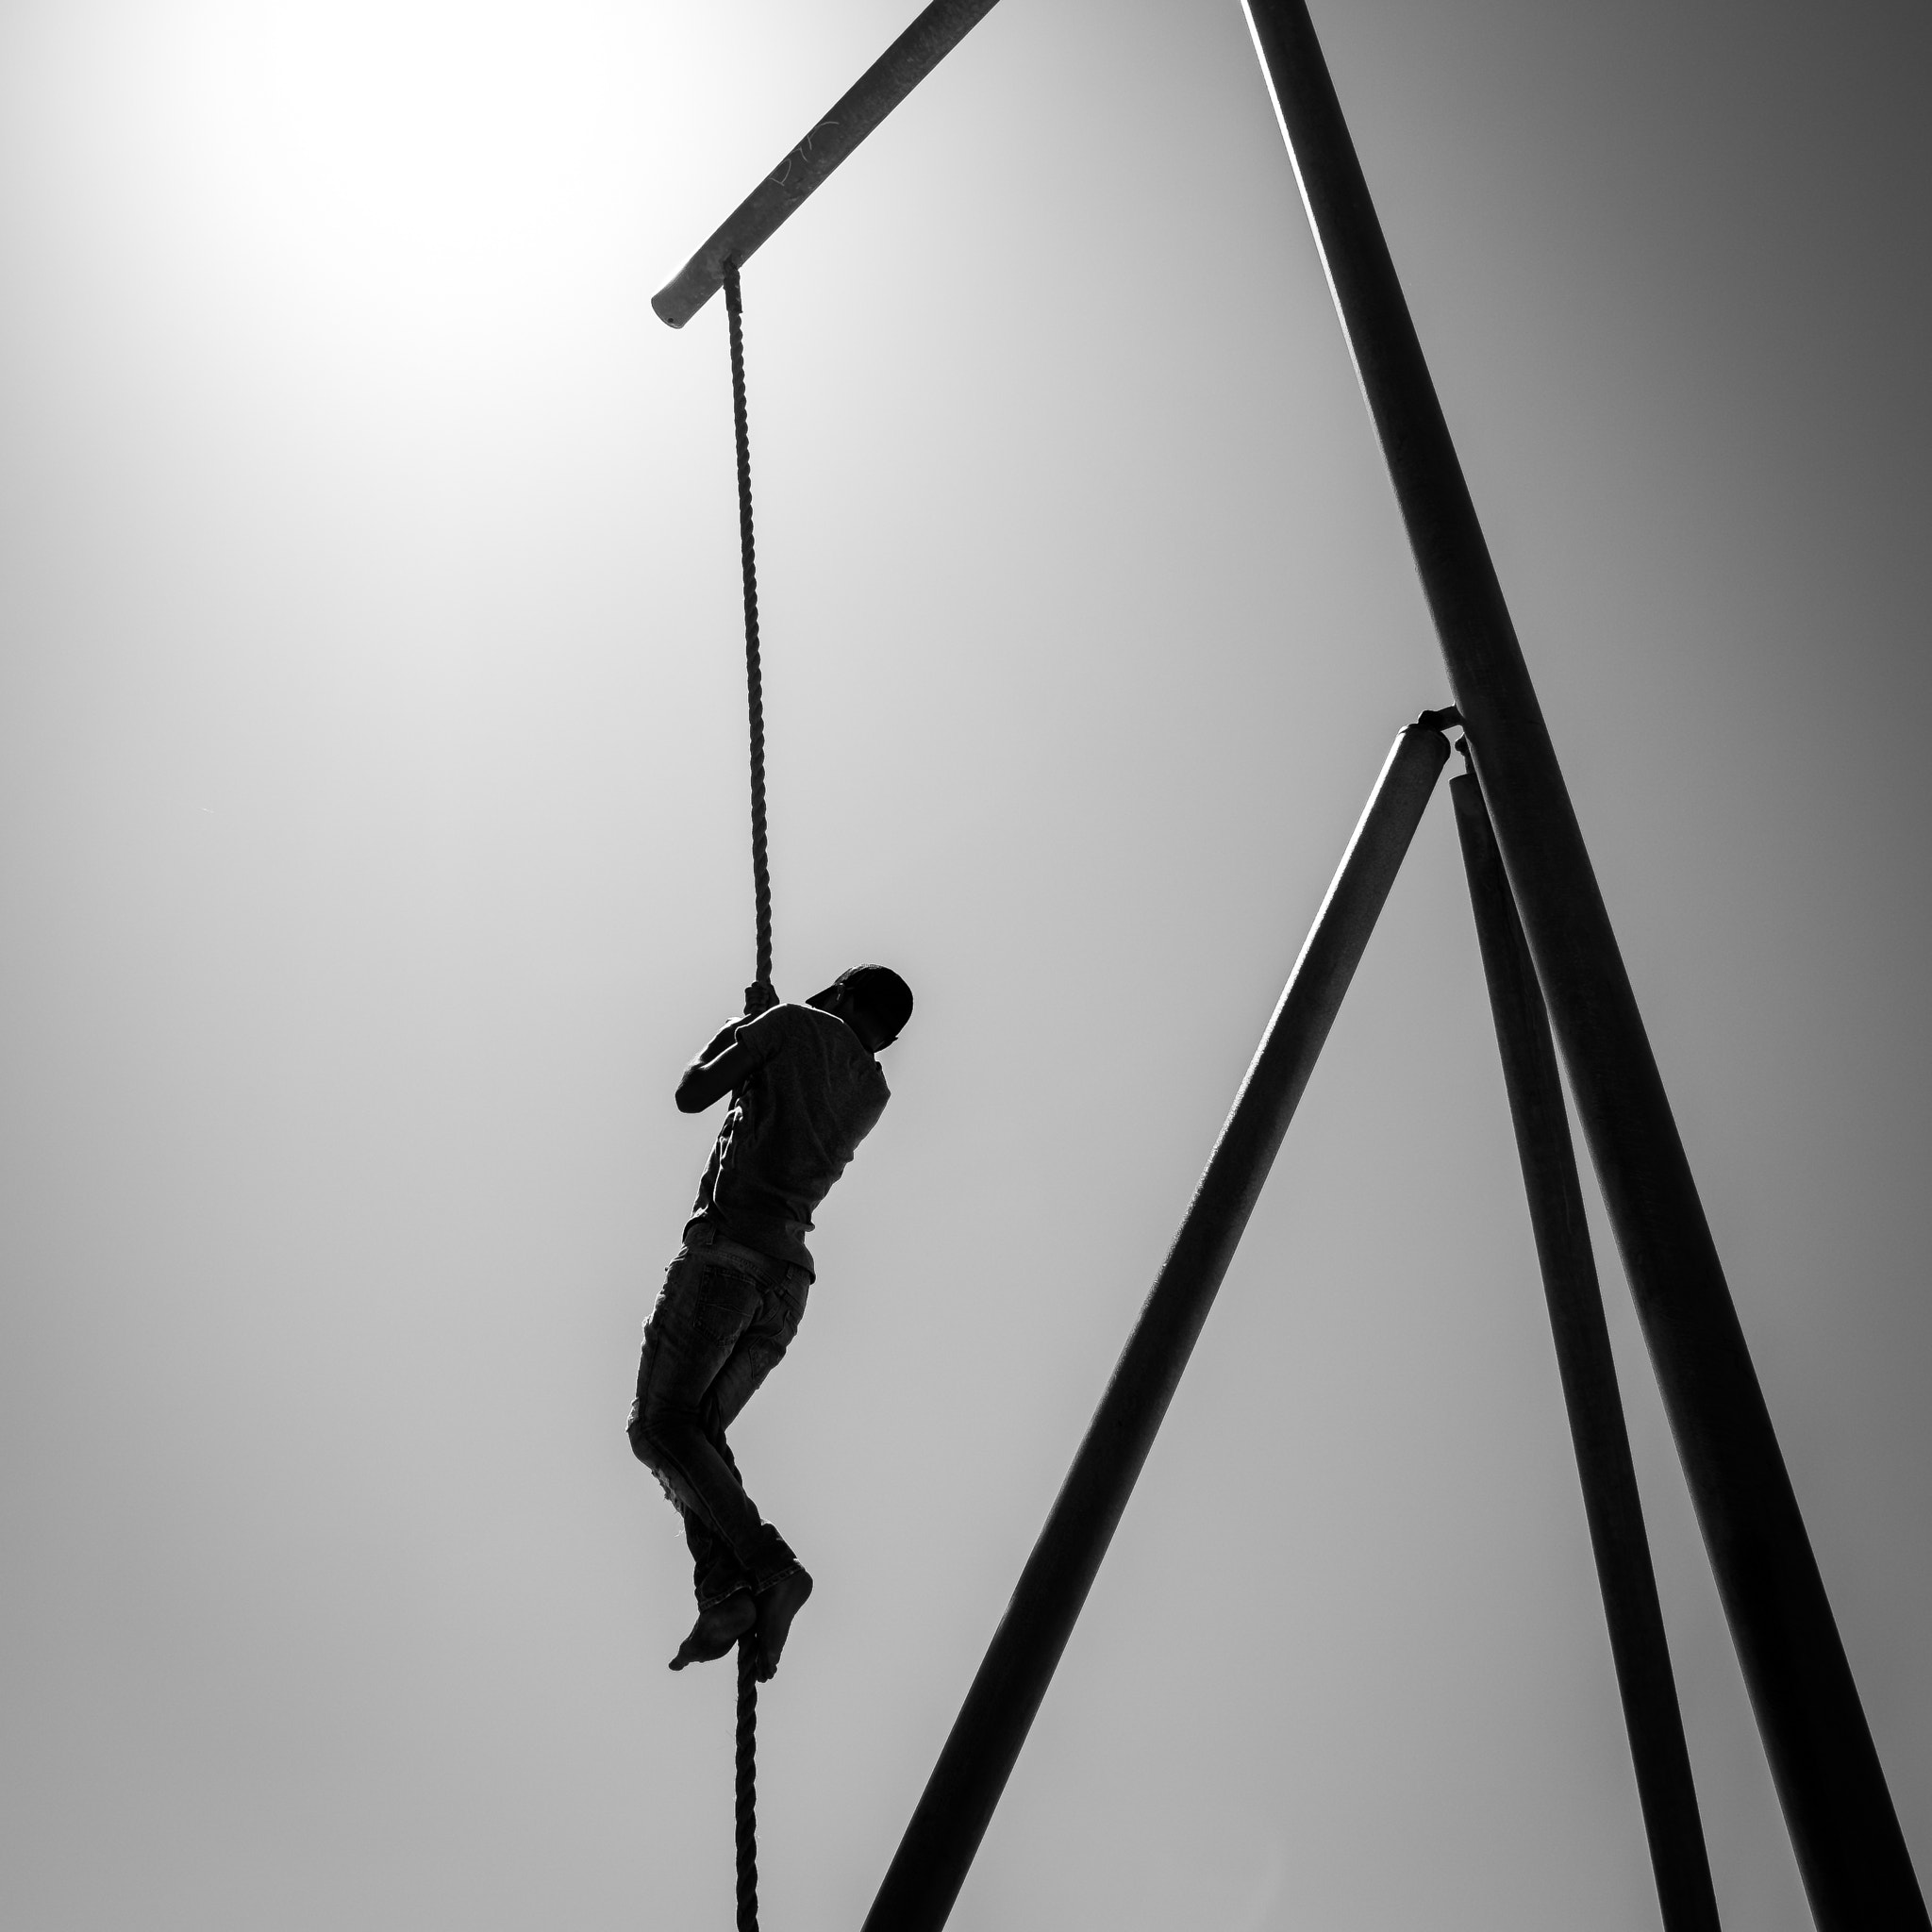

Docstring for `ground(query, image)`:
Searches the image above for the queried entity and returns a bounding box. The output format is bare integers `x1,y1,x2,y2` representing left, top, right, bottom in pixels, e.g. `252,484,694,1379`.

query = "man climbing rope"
629,963,914,1680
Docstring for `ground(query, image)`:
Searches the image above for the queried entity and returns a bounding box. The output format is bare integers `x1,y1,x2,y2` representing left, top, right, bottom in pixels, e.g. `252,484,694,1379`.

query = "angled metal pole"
1453,764,1719,1932
653,0,1002,328
1241,5,1926,1925
861,717,1454,1932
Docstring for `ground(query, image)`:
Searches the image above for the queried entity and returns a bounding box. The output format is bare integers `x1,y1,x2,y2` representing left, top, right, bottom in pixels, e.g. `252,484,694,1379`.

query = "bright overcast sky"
2,2,1928,1928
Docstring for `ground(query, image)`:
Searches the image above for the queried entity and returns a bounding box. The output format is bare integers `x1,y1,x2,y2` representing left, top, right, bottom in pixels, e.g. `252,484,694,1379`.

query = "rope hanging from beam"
724,258,766,1932
723,260,774,1011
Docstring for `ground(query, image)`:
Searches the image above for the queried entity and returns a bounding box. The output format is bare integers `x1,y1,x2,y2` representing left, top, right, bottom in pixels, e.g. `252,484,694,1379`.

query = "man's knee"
628,1391,679,1472
628,1409,689,1517
629,1391,704,1472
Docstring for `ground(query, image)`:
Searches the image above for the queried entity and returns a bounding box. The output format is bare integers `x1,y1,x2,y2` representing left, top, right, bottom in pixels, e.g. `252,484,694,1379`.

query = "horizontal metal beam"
652,0,1001,328
860,719,1453,1932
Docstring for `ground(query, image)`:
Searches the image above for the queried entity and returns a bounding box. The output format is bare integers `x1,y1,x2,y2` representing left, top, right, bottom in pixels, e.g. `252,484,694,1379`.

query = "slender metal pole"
861,719,1453,1932
1241,6,1926,1924
1453,766,1719,1932
653,0,1003,328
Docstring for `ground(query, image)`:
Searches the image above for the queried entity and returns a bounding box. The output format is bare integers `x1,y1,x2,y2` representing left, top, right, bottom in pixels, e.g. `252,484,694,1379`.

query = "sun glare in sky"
112,1,654,372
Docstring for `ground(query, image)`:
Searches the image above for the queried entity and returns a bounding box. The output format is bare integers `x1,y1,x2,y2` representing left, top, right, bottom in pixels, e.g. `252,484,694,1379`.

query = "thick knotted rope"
722,261,774,1010
724,259,766,1932
736,1635,758,1931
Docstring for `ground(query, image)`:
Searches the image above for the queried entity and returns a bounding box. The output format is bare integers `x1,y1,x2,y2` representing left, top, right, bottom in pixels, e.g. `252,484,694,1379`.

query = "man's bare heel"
753,1568,813,1681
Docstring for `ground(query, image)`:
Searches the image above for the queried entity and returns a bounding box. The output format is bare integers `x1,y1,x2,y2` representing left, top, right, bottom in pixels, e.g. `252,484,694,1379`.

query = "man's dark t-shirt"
687,1003,890,1274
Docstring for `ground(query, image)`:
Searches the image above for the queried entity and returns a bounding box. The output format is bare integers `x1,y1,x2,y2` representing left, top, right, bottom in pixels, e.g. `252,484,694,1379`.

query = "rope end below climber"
736,1635,758,1932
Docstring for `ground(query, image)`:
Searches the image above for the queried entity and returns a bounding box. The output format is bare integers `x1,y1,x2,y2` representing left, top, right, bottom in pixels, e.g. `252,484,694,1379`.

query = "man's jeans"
628,1222,809,1608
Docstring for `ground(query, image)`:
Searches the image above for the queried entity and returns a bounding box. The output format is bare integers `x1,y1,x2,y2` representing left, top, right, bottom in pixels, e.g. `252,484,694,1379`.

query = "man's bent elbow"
675,1065,732,1112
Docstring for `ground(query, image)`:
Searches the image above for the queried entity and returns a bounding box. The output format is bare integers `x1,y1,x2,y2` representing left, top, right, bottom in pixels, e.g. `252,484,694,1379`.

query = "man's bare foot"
753,1567,813,1682
669,1591,756,1671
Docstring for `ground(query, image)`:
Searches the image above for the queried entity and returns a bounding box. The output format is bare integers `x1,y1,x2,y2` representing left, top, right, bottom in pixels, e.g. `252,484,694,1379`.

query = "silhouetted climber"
629,964,914,1680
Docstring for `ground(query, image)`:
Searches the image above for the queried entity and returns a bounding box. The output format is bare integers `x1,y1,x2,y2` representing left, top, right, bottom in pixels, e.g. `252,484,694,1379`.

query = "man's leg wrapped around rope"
629,1224,815,1677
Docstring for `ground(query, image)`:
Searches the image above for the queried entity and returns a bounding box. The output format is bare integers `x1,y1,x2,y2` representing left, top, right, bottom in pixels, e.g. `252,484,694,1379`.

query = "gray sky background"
2,1,1928,1927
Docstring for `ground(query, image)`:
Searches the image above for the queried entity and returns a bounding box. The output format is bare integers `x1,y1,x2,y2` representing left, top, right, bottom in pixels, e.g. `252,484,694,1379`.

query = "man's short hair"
830,964,913,1043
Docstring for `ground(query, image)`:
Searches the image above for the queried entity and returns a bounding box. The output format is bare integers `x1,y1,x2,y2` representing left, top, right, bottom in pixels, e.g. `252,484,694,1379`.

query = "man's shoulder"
735,1001,865,1075
764,1001,868,1056
740,1002,819,1048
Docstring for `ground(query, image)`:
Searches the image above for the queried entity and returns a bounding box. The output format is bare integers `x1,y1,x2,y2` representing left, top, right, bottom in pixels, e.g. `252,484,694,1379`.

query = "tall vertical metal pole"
1240,6,1926,1925
1453,767,1719,1932
861,720,1453,1932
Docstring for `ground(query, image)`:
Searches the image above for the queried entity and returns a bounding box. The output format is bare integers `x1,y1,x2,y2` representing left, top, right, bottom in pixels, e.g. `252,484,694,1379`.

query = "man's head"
808,964,913,1054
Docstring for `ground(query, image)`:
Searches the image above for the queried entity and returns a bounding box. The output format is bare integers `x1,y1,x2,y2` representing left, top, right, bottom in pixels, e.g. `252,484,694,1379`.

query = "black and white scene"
2,2,1928,1928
